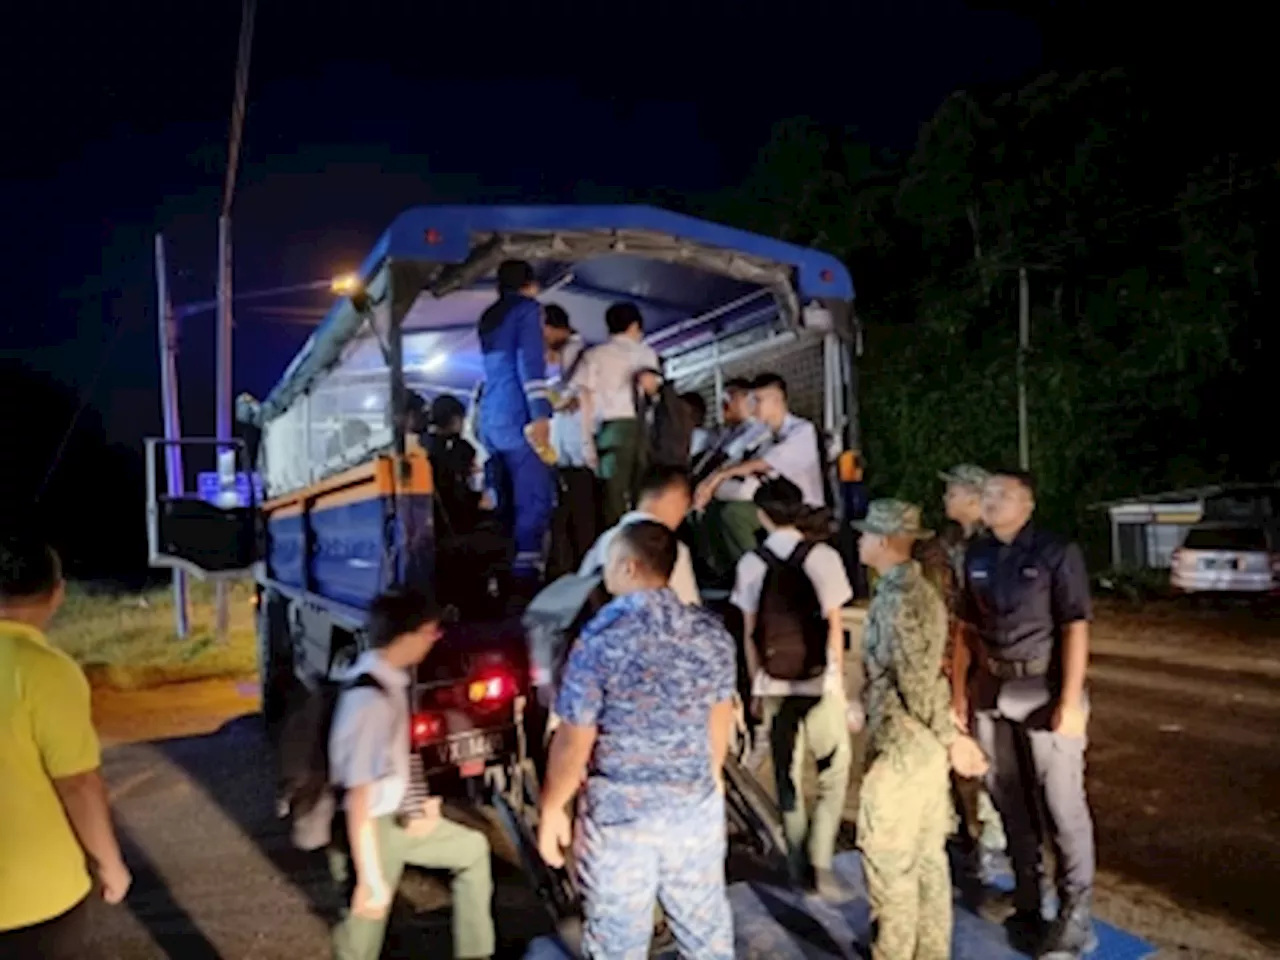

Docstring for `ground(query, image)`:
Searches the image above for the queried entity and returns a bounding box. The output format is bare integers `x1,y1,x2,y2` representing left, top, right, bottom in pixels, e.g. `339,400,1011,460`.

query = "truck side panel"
311,488,388,609
267,505,305,588
261,451,434,614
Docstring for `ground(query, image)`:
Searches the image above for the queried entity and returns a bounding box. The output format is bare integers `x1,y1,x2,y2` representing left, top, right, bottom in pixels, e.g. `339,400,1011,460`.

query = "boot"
1004,908,1046,955
1038,891,1098,959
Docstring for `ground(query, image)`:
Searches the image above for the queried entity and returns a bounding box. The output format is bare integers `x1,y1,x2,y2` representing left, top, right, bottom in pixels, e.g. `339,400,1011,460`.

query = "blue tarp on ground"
523,850,1156,959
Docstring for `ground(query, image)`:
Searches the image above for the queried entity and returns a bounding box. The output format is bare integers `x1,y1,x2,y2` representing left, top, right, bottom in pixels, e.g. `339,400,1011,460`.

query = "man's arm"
826,610,845,680
542,722,598,812
740,612,760,680
33,659,130,903
1051,541,1093,728
514,298,552,422
708,700,734,786
52,770,130,903
891,593,957,748
1060,621,1089,709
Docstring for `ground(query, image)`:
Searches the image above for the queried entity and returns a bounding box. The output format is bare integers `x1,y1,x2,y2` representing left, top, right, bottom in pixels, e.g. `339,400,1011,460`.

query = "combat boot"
1037,891,1098,959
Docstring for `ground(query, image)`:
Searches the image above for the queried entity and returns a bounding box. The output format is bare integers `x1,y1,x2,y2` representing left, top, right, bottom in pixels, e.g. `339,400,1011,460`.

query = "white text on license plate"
444,733,503,764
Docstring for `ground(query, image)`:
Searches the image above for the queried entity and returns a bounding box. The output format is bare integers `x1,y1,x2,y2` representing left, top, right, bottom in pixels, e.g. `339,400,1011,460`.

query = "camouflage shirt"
862,560,955,761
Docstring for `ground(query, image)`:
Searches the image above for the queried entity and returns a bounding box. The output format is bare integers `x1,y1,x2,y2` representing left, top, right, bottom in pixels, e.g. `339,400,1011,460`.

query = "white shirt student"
571,306,660,467
729,483,851,697
694,374,826,511
578,467,701,606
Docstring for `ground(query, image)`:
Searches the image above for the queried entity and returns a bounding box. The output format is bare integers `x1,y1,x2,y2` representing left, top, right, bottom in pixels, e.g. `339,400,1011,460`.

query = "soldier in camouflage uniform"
939,464,1008,881
854,500,988,960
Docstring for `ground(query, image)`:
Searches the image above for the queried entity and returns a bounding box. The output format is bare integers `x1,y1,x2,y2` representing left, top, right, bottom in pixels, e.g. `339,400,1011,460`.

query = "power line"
33,319,133,503
222,0,256,216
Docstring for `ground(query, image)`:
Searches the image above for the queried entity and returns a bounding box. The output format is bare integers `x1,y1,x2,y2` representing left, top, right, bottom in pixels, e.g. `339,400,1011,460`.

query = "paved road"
82,608,1280,959
94,715,551,959
1085,650,1280,954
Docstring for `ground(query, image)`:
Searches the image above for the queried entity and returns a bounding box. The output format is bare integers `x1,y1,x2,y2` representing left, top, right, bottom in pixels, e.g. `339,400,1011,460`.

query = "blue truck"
144,203,860,944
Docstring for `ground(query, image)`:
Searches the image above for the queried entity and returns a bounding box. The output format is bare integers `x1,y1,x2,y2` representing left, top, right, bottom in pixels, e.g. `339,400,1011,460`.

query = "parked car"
1170,523,1279,593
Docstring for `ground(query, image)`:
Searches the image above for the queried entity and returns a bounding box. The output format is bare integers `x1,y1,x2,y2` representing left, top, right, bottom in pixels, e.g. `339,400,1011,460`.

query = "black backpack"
752,542,829,681
635,369,696,468
276,673,387,830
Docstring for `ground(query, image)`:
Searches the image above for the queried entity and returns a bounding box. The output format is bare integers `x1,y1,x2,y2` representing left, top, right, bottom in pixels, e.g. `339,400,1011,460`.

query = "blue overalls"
477,291,555,584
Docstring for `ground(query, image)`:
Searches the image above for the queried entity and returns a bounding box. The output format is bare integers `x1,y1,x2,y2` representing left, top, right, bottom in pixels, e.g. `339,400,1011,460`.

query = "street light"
152,258,359,641
175,274,359,319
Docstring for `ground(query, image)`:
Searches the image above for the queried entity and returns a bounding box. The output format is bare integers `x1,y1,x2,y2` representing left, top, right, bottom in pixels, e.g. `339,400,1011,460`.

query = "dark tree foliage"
705,70,1279,554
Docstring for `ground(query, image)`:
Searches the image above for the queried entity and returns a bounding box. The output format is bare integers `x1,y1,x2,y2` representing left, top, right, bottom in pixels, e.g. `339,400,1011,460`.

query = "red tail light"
467,670,518,706
410,711,444,748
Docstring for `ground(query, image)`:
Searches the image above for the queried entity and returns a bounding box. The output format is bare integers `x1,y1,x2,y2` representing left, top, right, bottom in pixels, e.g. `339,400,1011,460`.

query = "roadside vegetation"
49,580,257,689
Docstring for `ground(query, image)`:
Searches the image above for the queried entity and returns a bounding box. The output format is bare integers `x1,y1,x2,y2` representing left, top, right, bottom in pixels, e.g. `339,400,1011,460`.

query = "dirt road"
86,601,1279,959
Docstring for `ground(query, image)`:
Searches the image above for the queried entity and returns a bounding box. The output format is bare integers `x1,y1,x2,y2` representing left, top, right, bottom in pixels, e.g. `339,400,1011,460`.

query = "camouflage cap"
852,499,934,539
939,463,991,491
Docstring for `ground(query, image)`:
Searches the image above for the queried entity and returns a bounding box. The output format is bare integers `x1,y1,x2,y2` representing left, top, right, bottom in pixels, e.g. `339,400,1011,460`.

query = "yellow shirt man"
0,619,103,931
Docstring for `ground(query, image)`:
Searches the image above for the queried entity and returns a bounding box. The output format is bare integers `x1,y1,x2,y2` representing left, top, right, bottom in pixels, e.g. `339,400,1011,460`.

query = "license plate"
421,730,507,771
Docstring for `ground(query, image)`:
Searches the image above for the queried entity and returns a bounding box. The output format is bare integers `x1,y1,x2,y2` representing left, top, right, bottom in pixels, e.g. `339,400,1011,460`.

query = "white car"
1170,523,1278,593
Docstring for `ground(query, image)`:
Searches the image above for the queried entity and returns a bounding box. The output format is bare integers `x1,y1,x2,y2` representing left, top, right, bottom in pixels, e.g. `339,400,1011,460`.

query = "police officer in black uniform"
960,468,1097,960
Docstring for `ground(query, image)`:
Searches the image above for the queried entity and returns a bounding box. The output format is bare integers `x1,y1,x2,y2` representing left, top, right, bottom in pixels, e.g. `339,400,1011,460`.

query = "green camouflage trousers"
857,740,951,960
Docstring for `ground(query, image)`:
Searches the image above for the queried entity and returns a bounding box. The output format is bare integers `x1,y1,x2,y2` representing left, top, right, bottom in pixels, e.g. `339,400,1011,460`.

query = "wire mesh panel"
669,330,829,429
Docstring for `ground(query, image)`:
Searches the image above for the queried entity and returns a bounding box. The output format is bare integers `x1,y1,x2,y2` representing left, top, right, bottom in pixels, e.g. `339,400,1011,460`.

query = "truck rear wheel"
257,588,294,738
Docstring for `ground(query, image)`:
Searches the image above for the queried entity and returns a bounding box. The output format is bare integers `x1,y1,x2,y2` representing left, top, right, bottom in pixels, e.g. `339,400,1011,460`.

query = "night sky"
0,1,1095,575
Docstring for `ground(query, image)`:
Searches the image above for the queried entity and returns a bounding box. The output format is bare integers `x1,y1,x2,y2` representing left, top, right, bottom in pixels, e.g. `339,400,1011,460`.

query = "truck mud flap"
723,755,788,867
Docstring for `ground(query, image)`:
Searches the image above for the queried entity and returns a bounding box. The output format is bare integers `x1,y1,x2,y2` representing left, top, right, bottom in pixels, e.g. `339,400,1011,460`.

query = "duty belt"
985,653,1051,680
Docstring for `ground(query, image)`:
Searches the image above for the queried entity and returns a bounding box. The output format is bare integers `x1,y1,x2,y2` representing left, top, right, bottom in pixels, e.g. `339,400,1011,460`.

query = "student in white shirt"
579,465,701,606
693,373,827,580
572,302,661,527
730,476,851,899
543,304,599,579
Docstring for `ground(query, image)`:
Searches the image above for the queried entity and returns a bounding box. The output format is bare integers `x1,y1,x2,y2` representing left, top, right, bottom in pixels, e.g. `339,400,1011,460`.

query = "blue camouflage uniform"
477,291,555,583
555,588,737,960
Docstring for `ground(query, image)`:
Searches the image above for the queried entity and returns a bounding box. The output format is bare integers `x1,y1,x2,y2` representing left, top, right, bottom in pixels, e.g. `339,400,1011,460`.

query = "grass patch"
48,580,259,690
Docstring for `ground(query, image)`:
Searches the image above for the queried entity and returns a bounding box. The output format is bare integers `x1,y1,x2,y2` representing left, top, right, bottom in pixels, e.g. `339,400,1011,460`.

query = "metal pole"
155,234,190,639
214,215,233,642
1017,266,1030,471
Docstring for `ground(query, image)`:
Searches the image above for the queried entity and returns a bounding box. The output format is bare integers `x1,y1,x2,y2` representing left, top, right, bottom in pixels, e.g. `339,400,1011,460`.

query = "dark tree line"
701,68,1278,558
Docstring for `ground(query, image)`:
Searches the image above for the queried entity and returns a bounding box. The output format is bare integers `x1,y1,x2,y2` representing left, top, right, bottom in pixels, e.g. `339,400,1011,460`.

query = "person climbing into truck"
327,588,496,960
477,259,555,601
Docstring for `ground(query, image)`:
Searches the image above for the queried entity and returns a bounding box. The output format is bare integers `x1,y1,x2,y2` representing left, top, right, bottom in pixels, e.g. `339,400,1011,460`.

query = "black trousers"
546,466,600,581
0,896,90,959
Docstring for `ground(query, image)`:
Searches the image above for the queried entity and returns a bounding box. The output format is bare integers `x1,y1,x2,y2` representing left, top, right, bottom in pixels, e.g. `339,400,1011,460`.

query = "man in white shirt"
572,302,661,527
543,304,599,579
693,373,827,579
579,465,701,606
730,477,851,899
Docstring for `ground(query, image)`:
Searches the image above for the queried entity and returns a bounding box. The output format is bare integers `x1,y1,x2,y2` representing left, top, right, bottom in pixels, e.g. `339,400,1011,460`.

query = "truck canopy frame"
251,204,856,427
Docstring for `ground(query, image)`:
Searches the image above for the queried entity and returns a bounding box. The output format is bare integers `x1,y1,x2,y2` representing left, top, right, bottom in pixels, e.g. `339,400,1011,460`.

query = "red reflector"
459,759,485,778
820,268,834,282
425,228,442,244
410,712,444,747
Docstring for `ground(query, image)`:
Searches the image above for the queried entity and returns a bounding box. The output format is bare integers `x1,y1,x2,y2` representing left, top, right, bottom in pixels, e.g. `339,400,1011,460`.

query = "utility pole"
155,234,190,639
214,216,232,642
213,0,256,644
1017,265,1030,471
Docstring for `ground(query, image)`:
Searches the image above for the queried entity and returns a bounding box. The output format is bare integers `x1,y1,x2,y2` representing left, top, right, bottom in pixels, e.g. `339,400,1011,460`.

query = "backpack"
522,571,612,694
634,369,696,468
276,672,387,851
752,541,829,681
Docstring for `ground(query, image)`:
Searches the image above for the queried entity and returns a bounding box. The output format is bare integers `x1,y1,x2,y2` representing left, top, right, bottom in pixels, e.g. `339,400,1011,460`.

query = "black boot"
1004,908,1047,955
1038,891,1098,959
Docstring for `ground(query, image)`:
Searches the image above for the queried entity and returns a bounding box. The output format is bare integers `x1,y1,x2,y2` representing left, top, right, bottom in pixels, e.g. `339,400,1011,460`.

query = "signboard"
197,472,264,508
